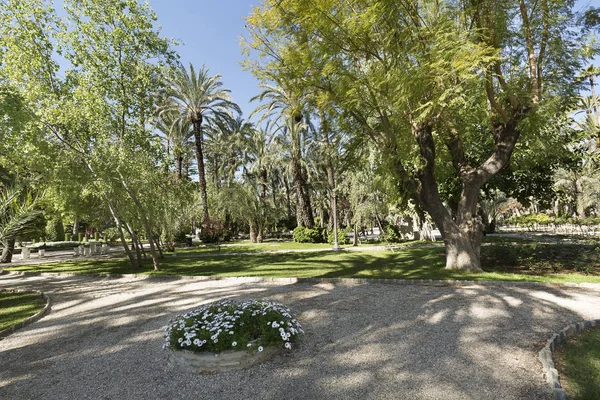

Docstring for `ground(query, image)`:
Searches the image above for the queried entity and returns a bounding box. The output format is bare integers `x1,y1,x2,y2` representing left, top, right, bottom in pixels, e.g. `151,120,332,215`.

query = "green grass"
6,244,600,283
174,240,422,255
554,327,600,399
0,291,46,331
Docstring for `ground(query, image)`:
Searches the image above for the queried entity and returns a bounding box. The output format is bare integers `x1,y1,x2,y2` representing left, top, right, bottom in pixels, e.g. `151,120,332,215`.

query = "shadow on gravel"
1,275,599,400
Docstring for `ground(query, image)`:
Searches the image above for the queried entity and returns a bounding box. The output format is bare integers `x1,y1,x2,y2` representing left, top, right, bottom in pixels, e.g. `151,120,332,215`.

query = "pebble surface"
1,273,600,400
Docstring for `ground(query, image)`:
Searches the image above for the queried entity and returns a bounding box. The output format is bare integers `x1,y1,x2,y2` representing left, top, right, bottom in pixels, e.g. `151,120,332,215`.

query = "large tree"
245,0,592,271
160,63,240,224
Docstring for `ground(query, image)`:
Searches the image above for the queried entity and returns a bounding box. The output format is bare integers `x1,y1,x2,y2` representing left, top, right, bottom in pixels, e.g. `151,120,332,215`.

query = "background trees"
244,0,596,271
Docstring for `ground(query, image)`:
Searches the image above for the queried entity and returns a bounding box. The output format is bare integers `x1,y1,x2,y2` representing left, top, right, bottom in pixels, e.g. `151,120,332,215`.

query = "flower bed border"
168,345,282,373
538,320,600,400
0,288,51,339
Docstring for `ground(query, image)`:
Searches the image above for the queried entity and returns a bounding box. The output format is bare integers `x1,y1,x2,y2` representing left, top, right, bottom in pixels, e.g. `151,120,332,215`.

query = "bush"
163,299,304,354
327,229,349,245
382,225,402,243
292,226,325,243
199,218,225,243
45,219,65,242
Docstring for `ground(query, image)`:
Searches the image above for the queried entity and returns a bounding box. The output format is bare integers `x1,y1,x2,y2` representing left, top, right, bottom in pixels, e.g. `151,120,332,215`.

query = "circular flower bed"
163,299,303,372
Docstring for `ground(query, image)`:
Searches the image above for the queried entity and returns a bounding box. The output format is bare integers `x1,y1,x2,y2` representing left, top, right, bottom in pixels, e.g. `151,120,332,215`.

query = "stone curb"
2,269,600,291
538,320,600,400
0,288,52,340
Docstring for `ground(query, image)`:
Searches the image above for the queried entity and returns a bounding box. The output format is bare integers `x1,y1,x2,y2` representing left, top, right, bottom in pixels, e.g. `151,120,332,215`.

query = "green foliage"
292,226,325,243
0,184,44,245
199,217,226,243
382,225,403,243
164,299,303,354
44,218,64,242
327,229,349,245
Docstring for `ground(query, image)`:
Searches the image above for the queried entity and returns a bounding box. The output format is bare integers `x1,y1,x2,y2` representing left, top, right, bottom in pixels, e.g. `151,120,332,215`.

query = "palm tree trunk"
0,238,15,263
292,159,314,228
193,121,209,224
175,151,183,181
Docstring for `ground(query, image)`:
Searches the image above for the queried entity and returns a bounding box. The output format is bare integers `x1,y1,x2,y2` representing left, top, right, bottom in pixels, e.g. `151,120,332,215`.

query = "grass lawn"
554,327,600,399
6,242,600,283
0,291,46,331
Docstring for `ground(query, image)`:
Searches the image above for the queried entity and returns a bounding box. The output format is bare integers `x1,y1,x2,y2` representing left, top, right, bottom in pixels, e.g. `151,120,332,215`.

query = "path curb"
0,288,52,339
2,269,600,291
539,320,600,400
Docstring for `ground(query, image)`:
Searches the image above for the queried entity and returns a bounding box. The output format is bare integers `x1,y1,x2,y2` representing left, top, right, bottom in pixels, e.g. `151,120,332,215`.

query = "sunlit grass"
0,291,46,331
7,245,600,283
554,327,600,399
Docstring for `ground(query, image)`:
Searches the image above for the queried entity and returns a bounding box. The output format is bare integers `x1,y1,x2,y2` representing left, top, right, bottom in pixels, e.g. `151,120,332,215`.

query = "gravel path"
1,274,600,400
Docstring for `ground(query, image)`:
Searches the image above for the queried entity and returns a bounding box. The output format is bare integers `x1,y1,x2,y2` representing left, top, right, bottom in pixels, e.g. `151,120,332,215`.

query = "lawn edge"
0,288,52,340
539,320,600,400
3,269,600,290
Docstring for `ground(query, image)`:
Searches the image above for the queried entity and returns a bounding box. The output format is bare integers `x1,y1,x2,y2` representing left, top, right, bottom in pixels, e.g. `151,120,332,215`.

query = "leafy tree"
245,0,594,271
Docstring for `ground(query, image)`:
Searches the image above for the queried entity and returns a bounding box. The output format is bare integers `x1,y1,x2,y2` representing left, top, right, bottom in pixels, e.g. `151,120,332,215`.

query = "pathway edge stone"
538,320,600,400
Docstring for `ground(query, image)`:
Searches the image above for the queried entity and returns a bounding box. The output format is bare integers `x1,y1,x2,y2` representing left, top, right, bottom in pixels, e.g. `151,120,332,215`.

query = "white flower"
229,331,234,335
284,342,292,349
232,341,237,347
258,346,263,352
247,343,252,347
213,338,218,343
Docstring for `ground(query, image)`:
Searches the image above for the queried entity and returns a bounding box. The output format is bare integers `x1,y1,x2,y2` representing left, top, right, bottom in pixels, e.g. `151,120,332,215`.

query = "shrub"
327,229,349,245
292,226,325,243
199,218,225,243
163,299,304,354
382,225,402,243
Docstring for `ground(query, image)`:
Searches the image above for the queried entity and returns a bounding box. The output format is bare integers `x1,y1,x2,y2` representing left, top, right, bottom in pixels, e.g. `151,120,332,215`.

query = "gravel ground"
1,274,600,400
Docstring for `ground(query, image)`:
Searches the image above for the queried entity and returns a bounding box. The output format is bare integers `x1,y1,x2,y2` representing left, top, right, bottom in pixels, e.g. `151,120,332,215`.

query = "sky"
149,0,260,119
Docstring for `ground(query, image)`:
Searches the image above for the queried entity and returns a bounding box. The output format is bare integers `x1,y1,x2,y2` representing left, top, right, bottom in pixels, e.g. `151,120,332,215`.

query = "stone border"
2,269,600,291
168,346,282,373
0,288,52,340
538,320,600,400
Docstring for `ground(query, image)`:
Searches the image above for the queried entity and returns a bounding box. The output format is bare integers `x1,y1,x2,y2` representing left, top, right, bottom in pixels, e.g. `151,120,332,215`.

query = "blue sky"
150,1,260,118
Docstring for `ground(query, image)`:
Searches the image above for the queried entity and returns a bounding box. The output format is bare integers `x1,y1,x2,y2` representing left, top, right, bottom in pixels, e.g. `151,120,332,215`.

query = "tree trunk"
292,159,314,228
353,223,358,246
192,119,209,224
320,109,336,231
117,173,160,271
124,223,142,266
107,203,138,270
72,217,78,236
283,173,292,221
249,221,257,243
0,238,15,263
256,222,264,243
175,151,183,181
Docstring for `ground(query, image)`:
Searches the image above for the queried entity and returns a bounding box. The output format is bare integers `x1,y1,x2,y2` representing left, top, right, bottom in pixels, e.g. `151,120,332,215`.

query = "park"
1,0,600,399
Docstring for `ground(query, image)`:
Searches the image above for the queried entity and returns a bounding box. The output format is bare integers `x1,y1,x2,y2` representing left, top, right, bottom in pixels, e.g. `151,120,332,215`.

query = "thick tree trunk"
0,238,15,263
292,159,314,228
256,223,264,243
192,119,209,224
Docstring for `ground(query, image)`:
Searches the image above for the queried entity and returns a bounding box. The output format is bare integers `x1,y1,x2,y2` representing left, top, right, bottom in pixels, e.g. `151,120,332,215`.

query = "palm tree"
152,109,193,180
160,63,240,223
0,185,43,264
251,82,315,228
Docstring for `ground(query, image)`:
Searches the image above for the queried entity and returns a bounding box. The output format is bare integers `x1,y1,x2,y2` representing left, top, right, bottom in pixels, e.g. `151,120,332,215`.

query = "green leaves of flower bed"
164,299,304,354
